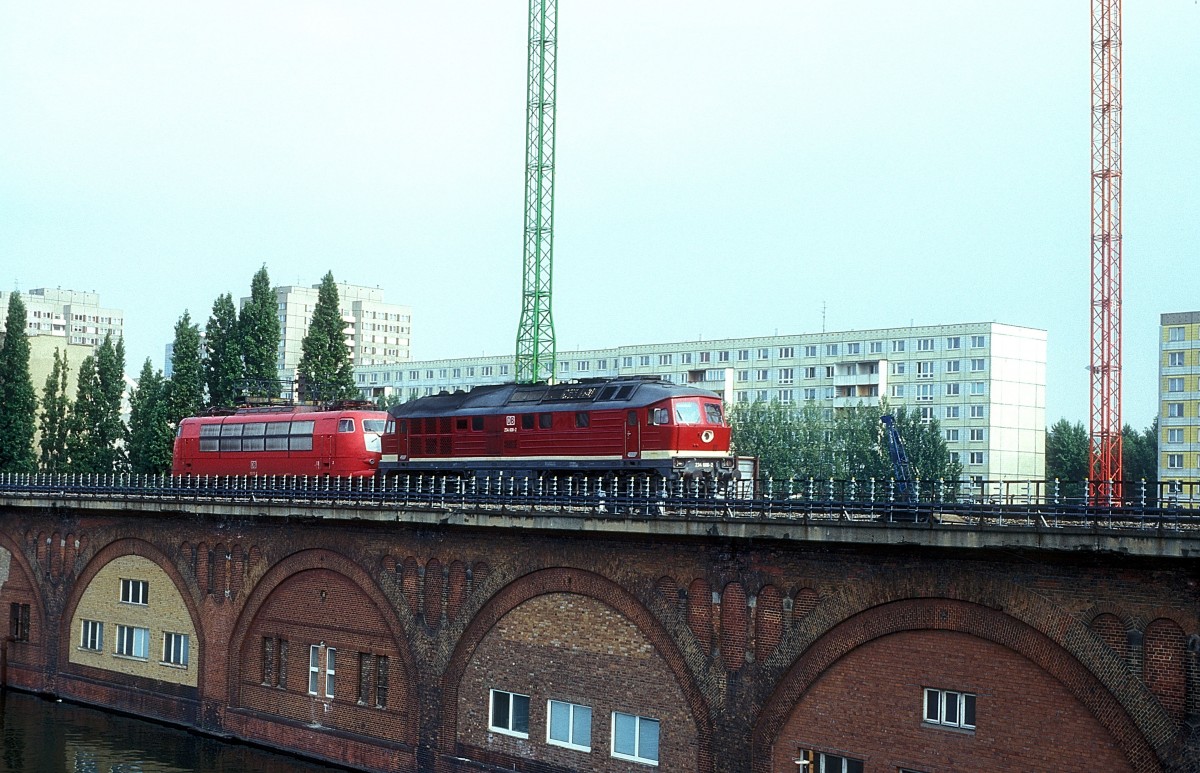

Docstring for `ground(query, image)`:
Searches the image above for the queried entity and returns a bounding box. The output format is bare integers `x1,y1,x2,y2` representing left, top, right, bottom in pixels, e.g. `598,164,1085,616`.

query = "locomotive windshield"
673,401,702,425
704,403,723,425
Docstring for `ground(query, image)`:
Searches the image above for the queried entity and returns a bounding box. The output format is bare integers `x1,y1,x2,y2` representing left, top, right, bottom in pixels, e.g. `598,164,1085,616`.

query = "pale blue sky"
2,2,1197,428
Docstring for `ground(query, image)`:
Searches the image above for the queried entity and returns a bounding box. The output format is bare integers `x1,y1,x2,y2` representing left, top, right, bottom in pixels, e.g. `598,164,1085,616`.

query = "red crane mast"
1090,0,1122,501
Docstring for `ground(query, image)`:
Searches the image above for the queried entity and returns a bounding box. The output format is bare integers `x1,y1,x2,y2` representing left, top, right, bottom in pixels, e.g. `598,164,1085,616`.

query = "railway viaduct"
0,488,1197,773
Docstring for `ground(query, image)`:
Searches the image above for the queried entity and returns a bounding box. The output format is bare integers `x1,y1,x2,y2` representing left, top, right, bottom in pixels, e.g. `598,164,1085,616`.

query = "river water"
0,690,349,773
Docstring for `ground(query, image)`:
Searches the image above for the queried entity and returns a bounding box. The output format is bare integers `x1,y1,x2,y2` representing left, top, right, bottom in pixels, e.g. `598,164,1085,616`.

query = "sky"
1,1,1197,428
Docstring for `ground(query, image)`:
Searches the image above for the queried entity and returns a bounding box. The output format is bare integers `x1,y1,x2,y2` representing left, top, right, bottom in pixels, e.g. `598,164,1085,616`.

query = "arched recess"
0,529,49,690
440,567,714,773
225,548,418,750
59,538,205,693
751,598,1165,773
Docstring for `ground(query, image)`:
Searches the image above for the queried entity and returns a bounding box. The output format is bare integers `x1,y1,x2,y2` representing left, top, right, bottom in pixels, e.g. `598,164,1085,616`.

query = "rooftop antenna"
821,301,826,333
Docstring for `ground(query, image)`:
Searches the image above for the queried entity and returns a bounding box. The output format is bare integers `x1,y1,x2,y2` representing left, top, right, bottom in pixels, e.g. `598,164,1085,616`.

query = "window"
778,389,794,403
679,353,692,365
698,352,710,364
575,412,590,428
1168,377,1184,392
892,340,906,353
309,645,335,697
946,359,961,373
1168,326,1185,342
9,603,30,642
1168,402,1184,418
736,370,749,382
358,652,389,708
846,342,861,355
890,385,905,398
1168,352,1185,367
917,338,934,351
717,351,730,363
756,348,769,359
795,750,864,773
1167,428,1184,443
490,689,530,737
804,366,817,379
946,336,961,349
577,361,590,371
163,632,189,667
825,344,839,356
658,354,672,366
891,362,905,375
916,384,933,402
115,625,149,659
779,346,794,358
779,368,795,384
970,428,986,441
970,358,986,372
824,366,835,378
919,407,935,422
1167,454,1184,469
756,369,770,381
612,712,659,765
559,361,570,373
635,355,649,367
924,687,977,730
945,429,960,442
869,341,883,354
262,636,287,688
969,452,984,465
916,361,934,379
376,655,389,708
970,382,986,396
121,578,148,606
81,620,103,651
969,405,985,419
737,349,749,361
804,345,818,357
945,383,960,396
547,700,592,751
803,388,817,400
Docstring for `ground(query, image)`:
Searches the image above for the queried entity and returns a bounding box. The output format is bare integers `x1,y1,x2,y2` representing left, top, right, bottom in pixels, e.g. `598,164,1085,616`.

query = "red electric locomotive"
172,406,388,477
379,376,737,481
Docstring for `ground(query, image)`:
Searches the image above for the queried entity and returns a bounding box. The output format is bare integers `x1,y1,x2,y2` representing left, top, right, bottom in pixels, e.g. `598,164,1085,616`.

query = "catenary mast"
1089,0,1122,499
515,0,559,384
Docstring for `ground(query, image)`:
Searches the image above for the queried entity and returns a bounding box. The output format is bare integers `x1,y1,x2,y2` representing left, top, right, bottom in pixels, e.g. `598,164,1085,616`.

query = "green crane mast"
514,0,558,384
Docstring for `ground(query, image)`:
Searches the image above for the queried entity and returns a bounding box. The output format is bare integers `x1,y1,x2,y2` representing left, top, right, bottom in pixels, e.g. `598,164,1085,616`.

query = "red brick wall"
770,629,1132,772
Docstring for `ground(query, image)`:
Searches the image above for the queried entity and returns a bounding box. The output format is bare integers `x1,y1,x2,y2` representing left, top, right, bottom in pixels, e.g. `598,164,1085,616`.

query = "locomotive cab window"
539,413,553,430
521,414,535,430
704,403,723,424
648,408,669,425
674,401,702,425
363,419,385,433
338,419,355,433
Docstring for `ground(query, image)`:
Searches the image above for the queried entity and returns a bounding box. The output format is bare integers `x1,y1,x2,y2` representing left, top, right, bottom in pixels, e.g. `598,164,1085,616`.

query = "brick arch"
439,567,715,773
751,598,1164,773
0,528,50,688
225,547,418,743
59,537,206,689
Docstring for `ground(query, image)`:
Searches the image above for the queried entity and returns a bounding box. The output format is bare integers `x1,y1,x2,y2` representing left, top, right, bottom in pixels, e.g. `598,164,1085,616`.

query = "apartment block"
1160,312,1200,494
244,282,413,386
0,287,124,349
355,322,1047,481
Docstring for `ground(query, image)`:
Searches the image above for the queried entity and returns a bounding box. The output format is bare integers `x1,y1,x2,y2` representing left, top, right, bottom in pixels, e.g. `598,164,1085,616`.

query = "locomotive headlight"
701,430,714,443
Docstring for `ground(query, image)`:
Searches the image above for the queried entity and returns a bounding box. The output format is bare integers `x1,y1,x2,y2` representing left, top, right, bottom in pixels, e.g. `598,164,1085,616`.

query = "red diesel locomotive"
379,376,737,481
172,406,388,477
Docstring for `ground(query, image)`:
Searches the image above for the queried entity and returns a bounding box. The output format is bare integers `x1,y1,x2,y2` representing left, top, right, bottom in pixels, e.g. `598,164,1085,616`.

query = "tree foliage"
729,401,960,487
38,348,72,472
239,265,281,397
1045,419,1090,483
128,359,174,474
167,311,204,427
1122,419,1158,498
205,292,243,409
296,271,358,402
0,292,39,472
64,334,128,474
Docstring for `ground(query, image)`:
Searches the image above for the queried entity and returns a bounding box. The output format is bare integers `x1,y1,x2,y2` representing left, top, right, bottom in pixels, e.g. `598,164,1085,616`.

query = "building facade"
356,322,1047,481
0,287,124,348
1160,312,1200,496
250,282,412,387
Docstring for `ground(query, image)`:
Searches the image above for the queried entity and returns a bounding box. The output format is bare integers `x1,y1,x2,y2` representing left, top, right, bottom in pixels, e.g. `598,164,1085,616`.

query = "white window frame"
1168,352,1185,367
970,382,986,396
945,429,959,442
1168,326,1185,342
892,340,906,353
81,619,103,651
946,336,961,350
1167,403,1184,418
1168,377,1184,393
970,428,986,442
115,624,150,659
916,384,933,402
309,644,336,697
869,341,883,354
969,452,985,466
946,359,961,373
916,361,934,379
490,689,531,738
547,699,592,752
969,405,985,419
924,687,977,730
970,335,987,347
945,383,960,397
163,631,190,667
970,358,987,372
120,578,148,606
804,345,818,357
945,406,960,419
1167,428,1184,444
1167,454,1184,469
917,337,934,351
611,711,659,766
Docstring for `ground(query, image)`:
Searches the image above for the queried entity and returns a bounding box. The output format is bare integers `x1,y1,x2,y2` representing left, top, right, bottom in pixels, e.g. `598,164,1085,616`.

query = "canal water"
0,690,350,773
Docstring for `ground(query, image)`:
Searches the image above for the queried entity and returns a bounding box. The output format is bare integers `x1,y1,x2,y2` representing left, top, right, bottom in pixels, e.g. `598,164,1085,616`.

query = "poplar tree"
128,359,174,474
65,354,100,473
205,292,243,408
39,348,72,472
296,271,358,402
166,311,204,427
0,292,39,472
94,333,129,472
239,265,281,397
